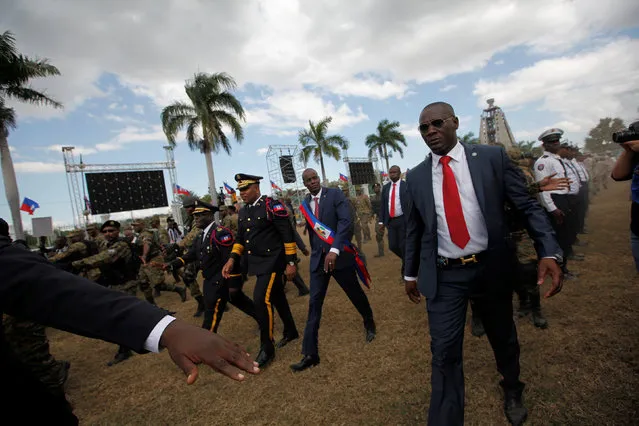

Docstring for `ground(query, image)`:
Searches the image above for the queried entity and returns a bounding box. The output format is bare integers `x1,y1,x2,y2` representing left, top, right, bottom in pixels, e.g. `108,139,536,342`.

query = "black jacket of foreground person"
0,235,258,424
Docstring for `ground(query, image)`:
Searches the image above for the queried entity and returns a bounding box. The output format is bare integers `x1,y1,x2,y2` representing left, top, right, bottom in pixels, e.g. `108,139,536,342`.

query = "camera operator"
611,121,639,272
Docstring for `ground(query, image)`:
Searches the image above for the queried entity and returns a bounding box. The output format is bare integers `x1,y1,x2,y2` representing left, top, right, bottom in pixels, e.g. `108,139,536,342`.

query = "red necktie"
389,183,397,218
314,197,320,218
440,156,470,249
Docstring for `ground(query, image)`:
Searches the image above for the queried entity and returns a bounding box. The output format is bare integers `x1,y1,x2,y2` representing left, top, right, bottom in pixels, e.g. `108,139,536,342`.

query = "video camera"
613,121,639,144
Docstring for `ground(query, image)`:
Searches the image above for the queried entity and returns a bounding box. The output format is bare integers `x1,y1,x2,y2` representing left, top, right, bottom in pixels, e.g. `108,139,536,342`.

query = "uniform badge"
221,235,231,242
272,203,285,212
537,164,545,171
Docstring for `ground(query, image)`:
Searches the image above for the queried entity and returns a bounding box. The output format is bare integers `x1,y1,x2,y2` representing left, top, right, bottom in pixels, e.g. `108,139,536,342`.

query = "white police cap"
538,128,564,142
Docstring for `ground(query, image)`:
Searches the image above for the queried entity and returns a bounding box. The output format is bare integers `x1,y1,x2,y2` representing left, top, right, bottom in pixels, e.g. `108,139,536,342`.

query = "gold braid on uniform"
231,243,244,256
284,242,297,255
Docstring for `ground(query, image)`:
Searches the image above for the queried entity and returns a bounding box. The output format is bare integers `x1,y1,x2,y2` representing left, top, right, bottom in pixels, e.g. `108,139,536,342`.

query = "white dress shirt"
562,159,581,195
310,188,340,255
201,220,215,243
404,143,489,281
143,315,176,352
387,179,404,218
571,158,589,182
533,151,569,212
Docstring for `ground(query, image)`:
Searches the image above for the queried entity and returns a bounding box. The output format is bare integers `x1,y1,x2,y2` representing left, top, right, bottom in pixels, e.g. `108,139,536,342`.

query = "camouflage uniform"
347,196,363,248
354,193,373,241
369,190,385,256
222,214,239,234
135,226,185,298
177,217,203,299
3,315,70,397
48,233,100,280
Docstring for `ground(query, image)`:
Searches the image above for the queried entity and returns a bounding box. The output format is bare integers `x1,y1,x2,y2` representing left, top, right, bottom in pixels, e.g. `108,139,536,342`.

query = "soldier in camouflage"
369,183,385,257
341,186,363,249
86,223,107,252
150,215,173,296
48,229,100,282
71,220,140,366
354,188,373,242
221,205,239,234
132,219,187,303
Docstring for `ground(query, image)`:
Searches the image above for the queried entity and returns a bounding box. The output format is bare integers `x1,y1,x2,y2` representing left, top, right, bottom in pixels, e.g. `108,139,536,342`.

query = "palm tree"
298,116,349,184
161,72,245,206
459,131,480,145
1,31,62,240
516,140,537,154
365,119,407,172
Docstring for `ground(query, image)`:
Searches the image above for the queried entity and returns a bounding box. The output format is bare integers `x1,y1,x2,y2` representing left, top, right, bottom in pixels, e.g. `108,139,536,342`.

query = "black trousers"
254,271,297,352
301,266,374,356
548,194,577,265
426,263,522,426
387,216,406,275
201,278,257,332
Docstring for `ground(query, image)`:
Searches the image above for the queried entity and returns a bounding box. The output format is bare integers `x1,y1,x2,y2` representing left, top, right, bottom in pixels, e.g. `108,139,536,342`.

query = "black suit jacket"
379,179,410,225
404,143,561,299
304,187,355,272
176,224,241,286
231,196,297,276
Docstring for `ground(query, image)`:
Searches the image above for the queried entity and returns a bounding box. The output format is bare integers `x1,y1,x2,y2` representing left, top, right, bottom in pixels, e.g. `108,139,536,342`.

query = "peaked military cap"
193,200,219,215
182,195,198,208
235,173,263,190
101,220,120,231
538,128,564,143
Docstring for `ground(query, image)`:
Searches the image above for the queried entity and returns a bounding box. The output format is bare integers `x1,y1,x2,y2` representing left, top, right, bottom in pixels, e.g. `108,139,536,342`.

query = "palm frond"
210,110,244,142
323,144,341,161
210,92,246,120
324,135,349,150
300,145,316,165
161,102,197,145
4,86,62,108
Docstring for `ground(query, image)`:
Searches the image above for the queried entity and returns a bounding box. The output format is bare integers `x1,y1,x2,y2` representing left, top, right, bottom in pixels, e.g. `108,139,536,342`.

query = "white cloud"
46,144,98,155
398,123,421,140
494,60,504,65
13,161,64,173
134,104,145,115
440,84,457,92
245,89,368,136
256,147,269,155
473,38,639,134
94,125,166,152
108,103,118,110
104,114,127,123
4,0,637,122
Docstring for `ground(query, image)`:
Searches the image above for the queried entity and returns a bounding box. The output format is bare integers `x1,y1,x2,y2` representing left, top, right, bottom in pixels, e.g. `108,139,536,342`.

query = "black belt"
437,251,487,268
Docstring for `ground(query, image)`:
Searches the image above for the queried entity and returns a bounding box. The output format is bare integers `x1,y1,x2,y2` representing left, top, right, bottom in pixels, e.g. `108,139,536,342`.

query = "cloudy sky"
2,0,638,227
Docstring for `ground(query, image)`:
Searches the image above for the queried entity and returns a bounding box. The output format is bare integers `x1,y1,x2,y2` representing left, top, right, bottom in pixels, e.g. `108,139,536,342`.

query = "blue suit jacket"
379,179,410,225
304,187,354,272
404,143,562,300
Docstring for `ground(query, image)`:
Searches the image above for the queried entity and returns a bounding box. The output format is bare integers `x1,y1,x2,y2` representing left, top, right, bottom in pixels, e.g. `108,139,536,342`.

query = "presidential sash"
299,200,372,288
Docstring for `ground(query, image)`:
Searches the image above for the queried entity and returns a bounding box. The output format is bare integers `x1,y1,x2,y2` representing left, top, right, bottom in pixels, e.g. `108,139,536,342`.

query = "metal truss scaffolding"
62,146,183,228
266,145,306,217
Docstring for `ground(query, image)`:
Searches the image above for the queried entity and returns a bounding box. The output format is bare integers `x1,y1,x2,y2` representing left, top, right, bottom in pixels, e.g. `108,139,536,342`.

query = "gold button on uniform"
246,240,249,243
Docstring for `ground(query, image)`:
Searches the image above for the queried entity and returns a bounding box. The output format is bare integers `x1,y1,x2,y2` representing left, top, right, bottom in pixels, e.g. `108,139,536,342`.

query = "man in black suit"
290,168,376,372
379,164,410,280
403,102,563,426
167,201,257,332
0,218,259,424
222,174,299,368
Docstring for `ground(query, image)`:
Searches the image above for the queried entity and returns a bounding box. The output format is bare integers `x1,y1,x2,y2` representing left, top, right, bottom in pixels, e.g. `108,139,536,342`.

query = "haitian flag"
20,197,40,215
339,173,348,182
173,184,190,195
299,200,371,289
380,171,388,178
223,182,235,195
270,180,282,191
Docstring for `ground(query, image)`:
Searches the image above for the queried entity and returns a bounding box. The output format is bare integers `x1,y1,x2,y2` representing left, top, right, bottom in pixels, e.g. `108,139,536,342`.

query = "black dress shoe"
255,348,275,369
501,382,528,426
275,333,299,349
471,316,486,338
365,327,376,343
107,349,132,367
290,355,320,372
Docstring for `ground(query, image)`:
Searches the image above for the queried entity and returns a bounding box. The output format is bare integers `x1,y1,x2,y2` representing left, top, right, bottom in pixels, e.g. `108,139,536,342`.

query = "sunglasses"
418,116,454,133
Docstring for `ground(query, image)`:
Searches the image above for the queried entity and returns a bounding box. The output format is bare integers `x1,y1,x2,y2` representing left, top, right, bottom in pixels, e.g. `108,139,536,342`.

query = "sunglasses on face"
418,116,454,133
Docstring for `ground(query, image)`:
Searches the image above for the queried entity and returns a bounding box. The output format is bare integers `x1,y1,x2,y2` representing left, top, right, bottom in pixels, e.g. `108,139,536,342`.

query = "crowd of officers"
5,130,614,398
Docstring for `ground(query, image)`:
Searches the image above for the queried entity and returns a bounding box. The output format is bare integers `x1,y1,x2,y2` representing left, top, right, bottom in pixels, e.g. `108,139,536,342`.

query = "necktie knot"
440,155,452,166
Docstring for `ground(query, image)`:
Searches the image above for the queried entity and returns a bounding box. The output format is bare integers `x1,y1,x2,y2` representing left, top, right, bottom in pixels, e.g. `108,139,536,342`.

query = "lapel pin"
472,152,478,157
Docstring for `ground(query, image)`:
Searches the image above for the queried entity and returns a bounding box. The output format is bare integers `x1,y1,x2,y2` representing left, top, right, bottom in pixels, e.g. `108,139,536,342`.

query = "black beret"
101,220,121,231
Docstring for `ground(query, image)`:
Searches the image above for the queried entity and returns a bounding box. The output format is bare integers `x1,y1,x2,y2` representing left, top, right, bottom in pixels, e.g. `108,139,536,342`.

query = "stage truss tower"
479,98,516,148
62,146,182,228
343,156,381,197
266,145,306,211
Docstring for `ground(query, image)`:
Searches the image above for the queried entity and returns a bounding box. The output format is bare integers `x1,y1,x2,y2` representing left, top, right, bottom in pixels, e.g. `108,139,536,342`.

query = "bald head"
302,168,321,195
419,101,459,155
389,165,401,182
422,102,455,116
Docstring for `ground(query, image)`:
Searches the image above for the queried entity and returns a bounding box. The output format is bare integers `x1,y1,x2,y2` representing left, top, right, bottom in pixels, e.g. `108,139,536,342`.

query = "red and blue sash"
299,200,371,289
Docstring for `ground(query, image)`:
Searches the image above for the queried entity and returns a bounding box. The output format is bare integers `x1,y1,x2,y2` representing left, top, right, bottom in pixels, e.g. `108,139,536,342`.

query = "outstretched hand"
537,258,563,298
538,173,571,192
159,320,260,384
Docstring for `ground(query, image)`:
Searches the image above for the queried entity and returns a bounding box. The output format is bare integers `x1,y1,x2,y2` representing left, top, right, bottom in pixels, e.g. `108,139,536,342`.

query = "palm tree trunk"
319,151,327,185
383,144,390,172
0,134,24,239
203,149,219,207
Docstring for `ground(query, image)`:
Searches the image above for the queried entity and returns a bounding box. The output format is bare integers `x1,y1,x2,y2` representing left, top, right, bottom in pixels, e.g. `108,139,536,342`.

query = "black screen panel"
86,171,168,214
279,155,296,183
347,162,376,185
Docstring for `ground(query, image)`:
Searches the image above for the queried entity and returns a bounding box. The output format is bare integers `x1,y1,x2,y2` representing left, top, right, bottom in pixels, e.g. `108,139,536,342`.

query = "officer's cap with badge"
538,128,564,144
101,220,120,232
235,173,262,190
193,200,219,216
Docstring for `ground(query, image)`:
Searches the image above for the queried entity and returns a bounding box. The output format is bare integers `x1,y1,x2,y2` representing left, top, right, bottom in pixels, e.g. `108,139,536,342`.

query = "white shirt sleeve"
330,248,340,255
143,315,176,353
533,158,557,212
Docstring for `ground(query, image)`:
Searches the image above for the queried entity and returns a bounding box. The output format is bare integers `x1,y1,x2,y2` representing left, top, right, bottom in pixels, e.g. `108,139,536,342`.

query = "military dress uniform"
229,174,299,367
533,129,573,274
171,202,257,332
